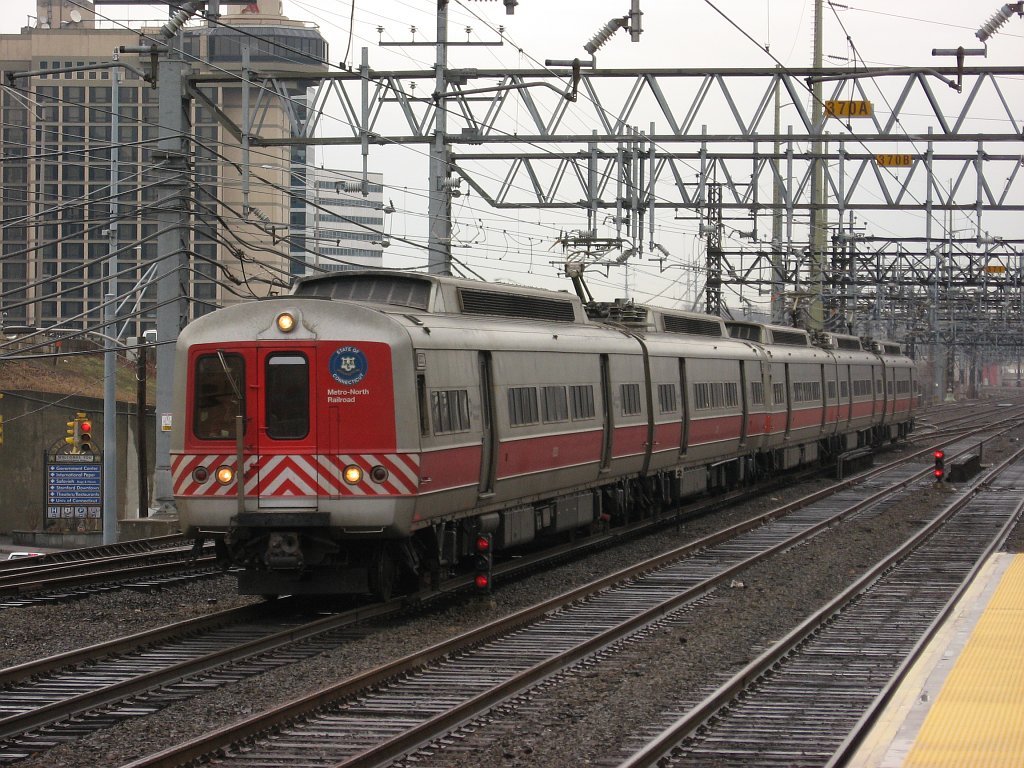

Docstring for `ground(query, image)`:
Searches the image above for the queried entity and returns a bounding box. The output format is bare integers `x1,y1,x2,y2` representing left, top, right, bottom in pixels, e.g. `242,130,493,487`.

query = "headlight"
343,465,363,484
192,466,209,483
370,465,389,483
215,465,235,485
276,312,296,333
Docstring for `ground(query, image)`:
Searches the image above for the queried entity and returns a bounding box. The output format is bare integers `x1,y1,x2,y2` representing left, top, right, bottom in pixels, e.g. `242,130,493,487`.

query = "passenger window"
431,389,471,434
265,354,309,440
194,353,244,440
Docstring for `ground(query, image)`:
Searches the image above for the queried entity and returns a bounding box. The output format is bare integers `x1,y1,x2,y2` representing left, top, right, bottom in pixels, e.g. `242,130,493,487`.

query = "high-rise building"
304,169,386,273
0,0,337,333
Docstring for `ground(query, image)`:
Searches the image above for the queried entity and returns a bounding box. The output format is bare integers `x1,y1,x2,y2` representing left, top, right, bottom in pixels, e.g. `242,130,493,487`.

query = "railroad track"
619,445,1024,768
0,406,1016,766
110,427,1014,768
1,399,1006,612
0,543,222,608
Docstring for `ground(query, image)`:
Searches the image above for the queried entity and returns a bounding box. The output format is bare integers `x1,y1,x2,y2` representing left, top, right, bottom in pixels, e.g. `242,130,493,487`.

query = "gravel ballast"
6,424,1024,768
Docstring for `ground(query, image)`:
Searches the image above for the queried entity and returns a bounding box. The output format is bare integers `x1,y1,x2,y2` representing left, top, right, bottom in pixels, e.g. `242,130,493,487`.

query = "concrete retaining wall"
0,390,157,536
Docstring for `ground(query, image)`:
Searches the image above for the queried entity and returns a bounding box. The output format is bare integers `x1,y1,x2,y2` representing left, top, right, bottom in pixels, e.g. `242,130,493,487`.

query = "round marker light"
215,465,235,485
474,573,490,590
192,466,209,483
370,465,389,484
276,312,296,333
343,465,363,485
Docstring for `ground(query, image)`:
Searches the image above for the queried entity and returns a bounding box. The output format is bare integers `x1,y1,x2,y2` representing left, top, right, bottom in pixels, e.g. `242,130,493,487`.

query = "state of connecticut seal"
329,346,368,386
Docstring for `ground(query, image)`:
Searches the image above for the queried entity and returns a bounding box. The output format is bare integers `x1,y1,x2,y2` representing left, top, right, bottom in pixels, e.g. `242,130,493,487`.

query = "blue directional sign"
45,453,102,521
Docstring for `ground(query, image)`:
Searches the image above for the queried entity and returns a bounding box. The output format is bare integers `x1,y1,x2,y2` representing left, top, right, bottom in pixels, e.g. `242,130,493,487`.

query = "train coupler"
264,531,304,570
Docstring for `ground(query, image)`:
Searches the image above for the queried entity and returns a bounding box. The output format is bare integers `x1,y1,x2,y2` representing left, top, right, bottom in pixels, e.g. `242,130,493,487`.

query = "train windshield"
194,354,245,440
265,353,309,440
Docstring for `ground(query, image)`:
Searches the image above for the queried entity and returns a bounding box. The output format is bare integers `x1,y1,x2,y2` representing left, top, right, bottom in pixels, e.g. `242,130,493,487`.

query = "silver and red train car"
171,271,916,597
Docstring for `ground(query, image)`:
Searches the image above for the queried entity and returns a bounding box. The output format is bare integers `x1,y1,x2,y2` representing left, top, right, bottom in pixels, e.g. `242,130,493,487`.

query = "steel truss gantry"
190,60,1024,377
199,63,1024,216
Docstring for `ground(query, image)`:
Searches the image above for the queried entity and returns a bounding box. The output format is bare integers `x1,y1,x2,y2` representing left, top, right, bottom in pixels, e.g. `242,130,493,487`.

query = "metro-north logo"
329,346,368,386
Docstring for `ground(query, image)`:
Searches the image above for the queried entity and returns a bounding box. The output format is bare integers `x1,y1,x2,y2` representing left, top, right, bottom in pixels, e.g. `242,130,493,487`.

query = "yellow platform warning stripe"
903,555,1024,767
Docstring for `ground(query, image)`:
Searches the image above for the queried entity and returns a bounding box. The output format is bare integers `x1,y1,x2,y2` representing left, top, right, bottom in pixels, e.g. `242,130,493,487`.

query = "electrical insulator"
976,3,1023,42
468,0,517,12
584,17,628,55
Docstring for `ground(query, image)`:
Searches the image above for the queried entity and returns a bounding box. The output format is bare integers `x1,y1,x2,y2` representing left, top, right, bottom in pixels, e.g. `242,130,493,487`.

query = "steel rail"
0,598,402,744
117,428,1013,768
0,553,220,598
618,445,1024,768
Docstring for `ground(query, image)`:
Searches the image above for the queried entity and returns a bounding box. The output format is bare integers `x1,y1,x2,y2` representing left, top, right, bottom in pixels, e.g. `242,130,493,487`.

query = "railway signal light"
934,450,945,481
473,533,493,593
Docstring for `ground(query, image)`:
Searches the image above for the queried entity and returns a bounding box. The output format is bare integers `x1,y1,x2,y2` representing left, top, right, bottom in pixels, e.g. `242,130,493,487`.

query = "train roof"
292,270,732,339
290,271,910,356
726,321,810,347
292,270,588,323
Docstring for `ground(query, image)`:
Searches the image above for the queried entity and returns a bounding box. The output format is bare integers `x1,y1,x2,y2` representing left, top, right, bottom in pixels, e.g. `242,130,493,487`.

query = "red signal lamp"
80,420,92,433
473,532,493,594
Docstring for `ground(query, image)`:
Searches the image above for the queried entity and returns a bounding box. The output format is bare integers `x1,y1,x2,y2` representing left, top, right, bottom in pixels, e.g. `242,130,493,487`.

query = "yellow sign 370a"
825,100,873,118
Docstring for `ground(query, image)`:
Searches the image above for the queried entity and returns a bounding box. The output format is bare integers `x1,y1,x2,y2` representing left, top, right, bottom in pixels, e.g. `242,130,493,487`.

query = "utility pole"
705,182,723,316
102,64,120,543
807,0,825,330
427,1,452,275
128,3,202,515
771,71,785,324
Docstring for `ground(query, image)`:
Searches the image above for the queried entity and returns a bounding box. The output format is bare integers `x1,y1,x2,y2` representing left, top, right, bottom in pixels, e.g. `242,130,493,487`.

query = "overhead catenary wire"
9,0,1009,330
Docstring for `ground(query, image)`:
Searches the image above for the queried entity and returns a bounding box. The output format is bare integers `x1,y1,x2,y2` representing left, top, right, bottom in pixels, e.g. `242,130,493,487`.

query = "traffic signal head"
78,419,94,453
933,450,945,481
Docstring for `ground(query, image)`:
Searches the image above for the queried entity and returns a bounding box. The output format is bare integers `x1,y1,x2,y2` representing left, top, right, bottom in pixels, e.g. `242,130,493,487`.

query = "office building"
0,0,342,333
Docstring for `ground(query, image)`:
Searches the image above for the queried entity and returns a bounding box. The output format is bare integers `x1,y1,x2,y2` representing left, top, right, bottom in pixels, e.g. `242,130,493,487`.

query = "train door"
885,365,896,420
600,354,613,471
819,363,827,431
738,361,748,446
192,349,254,502
844,364,853,426
678,358,689,454
784,364,793,438
256,346,318,509
478,351,497,497
874,365,885,424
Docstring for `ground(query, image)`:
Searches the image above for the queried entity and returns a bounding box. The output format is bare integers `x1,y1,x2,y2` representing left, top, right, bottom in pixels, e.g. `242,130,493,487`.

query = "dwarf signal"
473,533,493,593
933,450,945,481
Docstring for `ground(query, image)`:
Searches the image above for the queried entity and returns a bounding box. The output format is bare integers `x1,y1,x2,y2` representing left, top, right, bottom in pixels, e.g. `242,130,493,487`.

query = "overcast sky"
3,1,1022,309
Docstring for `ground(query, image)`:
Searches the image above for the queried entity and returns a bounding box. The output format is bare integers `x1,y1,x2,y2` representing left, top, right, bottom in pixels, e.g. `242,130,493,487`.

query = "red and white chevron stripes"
171,452,421,497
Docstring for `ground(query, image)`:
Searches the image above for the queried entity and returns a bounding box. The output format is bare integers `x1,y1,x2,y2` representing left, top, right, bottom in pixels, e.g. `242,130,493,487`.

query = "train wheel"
368,544,396,601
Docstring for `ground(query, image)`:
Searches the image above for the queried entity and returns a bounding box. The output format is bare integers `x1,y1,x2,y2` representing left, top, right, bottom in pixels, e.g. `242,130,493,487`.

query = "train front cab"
175,302,419,597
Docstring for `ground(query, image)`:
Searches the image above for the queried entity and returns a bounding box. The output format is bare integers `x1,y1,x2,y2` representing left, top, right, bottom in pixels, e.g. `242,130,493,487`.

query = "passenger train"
171,271,917,597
